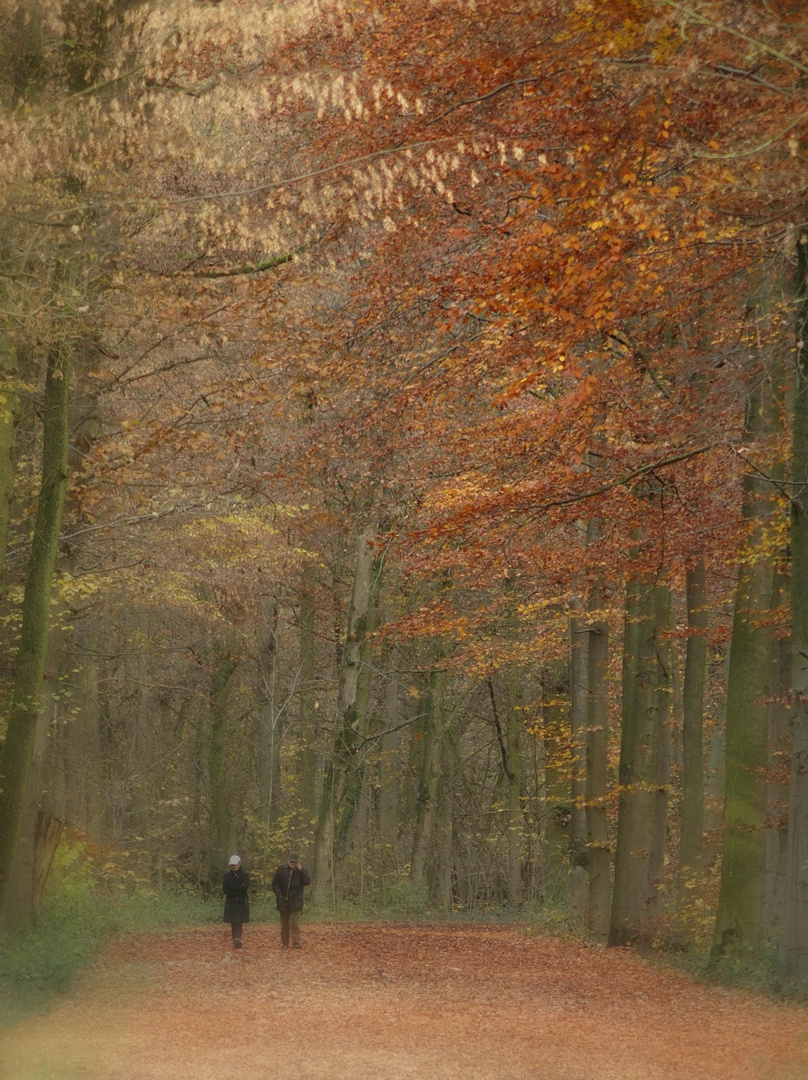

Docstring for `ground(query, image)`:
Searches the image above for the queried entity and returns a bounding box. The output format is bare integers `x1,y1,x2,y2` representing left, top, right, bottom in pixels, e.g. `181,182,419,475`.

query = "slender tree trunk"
334,581,380,865
435,738,454,910
648,586,672,921
541,658,570,899
208,652,239,879
31,811,63,912
190,696,207,886
586,612,610,940
0,351,18,589
680,559,708,884
377,664,401,866
0,347,70,929
46,391,102,835
257,595,281,828
311,527,381,902
410,662,447,890
296,565,319,835
569,609,589,915
504,670,524,906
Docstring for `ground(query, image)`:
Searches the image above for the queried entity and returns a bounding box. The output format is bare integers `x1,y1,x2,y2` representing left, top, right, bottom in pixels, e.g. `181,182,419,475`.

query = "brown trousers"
280,909,301,947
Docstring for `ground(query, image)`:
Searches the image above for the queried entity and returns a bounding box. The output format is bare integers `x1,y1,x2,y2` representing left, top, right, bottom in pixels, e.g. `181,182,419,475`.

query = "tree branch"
655,0,808,77
192,248,302,279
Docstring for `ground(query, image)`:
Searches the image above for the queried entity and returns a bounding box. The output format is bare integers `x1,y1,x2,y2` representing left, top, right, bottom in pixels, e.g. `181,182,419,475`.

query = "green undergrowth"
660,936,808,1000
0,887,215,1026
0,837,219,1027
309,890,581,937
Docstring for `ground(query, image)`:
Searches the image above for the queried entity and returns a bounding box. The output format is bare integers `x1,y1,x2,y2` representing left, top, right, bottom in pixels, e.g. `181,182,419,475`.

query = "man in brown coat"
271,851,311,949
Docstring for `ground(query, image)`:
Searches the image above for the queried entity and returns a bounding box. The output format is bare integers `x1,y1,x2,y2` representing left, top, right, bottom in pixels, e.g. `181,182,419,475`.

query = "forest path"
1,922,807,1080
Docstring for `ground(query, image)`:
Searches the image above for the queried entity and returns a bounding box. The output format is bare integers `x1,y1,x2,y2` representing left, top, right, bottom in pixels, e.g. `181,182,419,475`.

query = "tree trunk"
569,610,589,915
586,612,611,940
541,658,570,900
647,586,672,921
410,662,447,890
781,224,808,984
0,349,18,589
32,811,63,912
504,670,524,906
713,378,777,958
0,347,70,930
609,572,665,949
208,652,239,879
377,664,401,866
256,595,281,828
680,559,708,885
296,565,319,836
4,617,65,925
435,738,454,910
763,583,789,934
311,527,381,902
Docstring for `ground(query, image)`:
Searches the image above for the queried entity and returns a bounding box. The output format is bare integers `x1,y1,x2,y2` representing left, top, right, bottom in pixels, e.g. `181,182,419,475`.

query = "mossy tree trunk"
0,347,70,930
763,575,789,933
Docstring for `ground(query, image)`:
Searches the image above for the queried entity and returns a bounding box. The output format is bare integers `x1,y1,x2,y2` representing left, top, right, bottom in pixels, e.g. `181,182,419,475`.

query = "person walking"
222,854,250,949
272,850,311,949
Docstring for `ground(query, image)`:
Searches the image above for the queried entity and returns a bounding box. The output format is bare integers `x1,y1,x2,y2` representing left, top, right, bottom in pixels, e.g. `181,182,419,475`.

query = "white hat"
229,854,241,866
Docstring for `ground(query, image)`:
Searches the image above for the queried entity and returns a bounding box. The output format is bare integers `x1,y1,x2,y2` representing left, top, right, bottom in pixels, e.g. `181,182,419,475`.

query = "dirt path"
2,923,806,1080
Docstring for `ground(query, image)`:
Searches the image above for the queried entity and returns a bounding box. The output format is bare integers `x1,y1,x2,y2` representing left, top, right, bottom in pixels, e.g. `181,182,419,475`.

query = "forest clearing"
2,922,807,1080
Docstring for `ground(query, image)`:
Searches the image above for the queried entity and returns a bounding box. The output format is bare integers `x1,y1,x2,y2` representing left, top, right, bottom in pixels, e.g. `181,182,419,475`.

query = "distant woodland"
1,0,808,983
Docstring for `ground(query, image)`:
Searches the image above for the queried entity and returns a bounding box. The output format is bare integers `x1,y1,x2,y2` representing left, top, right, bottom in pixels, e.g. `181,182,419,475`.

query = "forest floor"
1,922,807,1080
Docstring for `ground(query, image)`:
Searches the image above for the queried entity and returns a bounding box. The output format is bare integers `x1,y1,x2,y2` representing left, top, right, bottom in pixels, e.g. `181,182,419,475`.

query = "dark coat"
272,863,311,913
222,867,250,924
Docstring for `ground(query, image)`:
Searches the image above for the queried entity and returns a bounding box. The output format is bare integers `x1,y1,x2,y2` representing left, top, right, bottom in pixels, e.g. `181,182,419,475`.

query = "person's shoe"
234,938,242,949
292,942,301,949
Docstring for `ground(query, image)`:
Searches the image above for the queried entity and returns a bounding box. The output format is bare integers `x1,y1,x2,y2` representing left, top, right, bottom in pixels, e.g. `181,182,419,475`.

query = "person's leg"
289,910,301,947
231,922,243,946
280,910,290,948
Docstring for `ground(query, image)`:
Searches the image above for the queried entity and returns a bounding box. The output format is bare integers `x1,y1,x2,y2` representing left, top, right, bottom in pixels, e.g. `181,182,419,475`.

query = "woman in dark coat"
222,854,250,948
